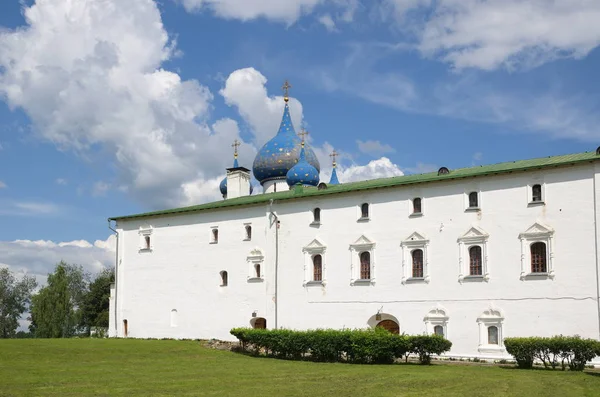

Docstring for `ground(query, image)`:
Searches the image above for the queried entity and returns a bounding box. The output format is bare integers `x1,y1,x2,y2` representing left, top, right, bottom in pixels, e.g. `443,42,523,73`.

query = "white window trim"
138,226,153,252
527,177,546,206
310,207,321,226
464,189,481,212
400,232,430,283
519,222,555,280
243,223,252,241
424,306,449,338
350,235,376,285
477,306,505,353
409,197,424,218
357,201,371,222
457,226,490,282
246,248,264,282
210,226,218,244
302,238,327,286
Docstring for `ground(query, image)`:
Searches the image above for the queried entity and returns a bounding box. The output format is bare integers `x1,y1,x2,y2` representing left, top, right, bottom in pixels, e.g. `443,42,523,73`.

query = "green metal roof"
109,151,600,221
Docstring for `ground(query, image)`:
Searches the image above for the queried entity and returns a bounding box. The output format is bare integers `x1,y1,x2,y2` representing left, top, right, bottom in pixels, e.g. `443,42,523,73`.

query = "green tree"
29,261,89,338
81,268,114,333
0,268,37,338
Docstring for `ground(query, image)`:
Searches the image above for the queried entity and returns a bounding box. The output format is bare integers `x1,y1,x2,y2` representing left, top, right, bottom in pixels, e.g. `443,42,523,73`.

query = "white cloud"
0,235,116,287
55,178,67,186
220,67,304,147
318,14,337,31
356,139,396,156
92,181,111,197
0,0,251,210
404,162,438,174
0,181,6,188
0,201,61,216
337,157,404,182
387,0,600,70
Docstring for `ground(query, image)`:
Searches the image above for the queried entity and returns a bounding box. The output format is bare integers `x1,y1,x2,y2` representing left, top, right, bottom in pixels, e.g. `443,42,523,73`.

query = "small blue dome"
219,177,228,196
329,167,340,185
253,102,320,184
286,144,320,187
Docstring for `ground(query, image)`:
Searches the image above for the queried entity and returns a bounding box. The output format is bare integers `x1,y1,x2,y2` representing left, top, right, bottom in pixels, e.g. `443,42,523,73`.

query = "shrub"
504,335,600,371
230,328,451,365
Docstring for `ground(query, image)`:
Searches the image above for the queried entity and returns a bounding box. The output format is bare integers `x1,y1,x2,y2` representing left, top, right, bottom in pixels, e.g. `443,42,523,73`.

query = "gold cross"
298,128,309,143
232,139,241,158
282,80,292,102
330,150,339,166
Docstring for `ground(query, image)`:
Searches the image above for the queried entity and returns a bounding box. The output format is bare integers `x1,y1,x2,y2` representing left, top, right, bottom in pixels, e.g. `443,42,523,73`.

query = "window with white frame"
302,238,327,286
244,224,252,241
457,226,489,282
477,306,504,353
527,180,545,205
401,232,430,283
246,248,264,282
139,227,153,251
411,197,423,215
210,227,218,244
358,202,370,221
519,222,554,279
424,306,448,338
349,235,375,285
467,191,479,209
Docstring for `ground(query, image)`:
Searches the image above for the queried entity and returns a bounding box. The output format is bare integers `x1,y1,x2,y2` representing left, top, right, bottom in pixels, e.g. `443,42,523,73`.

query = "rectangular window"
359,252,371,279
412,249,424,278
468,192,479,208
413,198,422,214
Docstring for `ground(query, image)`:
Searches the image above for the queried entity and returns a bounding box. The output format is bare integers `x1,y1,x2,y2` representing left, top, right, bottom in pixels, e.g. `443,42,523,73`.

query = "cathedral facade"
108,90,600,360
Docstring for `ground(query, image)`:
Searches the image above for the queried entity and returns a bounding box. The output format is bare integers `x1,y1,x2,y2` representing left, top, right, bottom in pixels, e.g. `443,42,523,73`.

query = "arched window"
313,208,321,223
530,242,547,273
360,251,371,280
170,309,178,327
313,254,322,281
469,246,482,276
123,319,128,337
412,249,424,278
434,325,444,337
413,198,422,214
220,271,228,286
488,326,499,345
468,192,479,208
253,317,266,329
255,264,261,278
532,184,542,202
245,225,252,240
361,203,369,219
376,319,399,334
212,228,219,243
144,235,151,250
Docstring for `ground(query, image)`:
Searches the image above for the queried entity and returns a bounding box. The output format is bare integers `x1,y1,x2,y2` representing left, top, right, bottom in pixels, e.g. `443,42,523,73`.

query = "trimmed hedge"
504,336,600,371
230,327,451,364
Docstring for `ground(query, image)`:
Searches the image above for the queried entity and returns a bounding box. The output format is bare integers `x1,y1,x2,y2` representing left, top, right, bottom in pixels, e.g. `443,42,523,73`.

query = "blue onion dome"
252,101,320,184
286,142,320,187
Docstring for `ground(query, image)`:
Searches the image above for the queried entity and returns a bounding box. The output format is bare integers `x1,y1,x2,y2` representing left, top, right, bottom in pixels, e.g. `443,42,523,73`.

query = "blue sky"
1,0,600,281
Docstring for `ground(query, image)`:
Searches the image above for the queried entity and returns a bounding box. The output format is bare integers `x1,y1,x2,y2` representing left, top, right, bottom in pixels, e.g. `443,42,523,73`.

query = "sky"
1,0,600,286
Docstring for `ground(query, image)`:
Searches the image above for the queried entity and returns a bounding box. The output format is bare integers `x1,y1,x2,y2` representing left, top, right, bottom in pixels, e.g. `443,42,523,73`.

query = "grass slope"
1,339,599,397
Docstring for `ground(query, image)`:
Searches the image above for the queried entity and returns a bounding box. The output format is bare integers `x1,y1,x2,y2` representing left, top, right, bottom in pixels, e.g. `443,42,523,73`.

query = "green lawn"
1,339,599,397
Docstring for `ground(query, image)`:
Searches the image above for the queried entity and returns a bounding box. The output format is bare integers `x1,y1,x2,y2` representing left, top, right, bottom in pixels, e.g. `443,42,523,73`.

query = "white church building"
108,89,600,359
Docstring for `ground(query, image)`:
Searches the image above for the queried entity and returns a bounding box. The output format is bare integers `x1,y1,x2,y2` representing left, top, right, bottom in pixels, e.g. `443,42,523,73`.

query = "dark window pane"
313,208,321,223
469,192,479,208
313,255,322,281
360,251,370,279
532,184,542,202
413,198,422,213
531,242,547,273
434,325,444,337
488,326,499,345
412,249,424,278
469,246,482,276
361,203,369,218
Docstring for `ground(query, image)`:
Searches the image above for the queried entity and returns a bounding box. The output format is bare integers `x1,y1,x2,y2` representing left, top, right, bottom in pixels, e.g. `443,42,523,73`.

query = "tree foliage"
0,268,37,338
81,268,114,332
29,261,90,338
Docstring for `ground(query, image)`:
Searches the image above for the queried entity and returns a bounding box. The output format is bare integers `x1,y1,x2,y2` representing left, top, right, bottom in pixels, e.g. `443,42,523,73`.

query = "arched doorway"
376,319,400,334
252,317,267,329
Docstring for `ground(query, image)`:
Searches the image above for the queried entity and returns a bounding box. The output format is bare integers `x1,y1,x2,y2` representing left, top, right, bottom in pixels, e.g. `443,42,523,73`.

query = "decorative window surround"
477,305,505,354
401,232,430,283
138,226,153,252
350,235,376,285
457,226,490,282
424,306,449,337
247,248,264,282
519,222,555,280
302,238,327,286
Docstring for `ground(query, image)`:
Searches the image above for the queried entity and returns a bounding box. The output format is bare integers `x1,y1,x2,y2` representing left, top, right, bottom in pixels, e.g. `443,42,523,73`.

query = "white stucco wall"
109,163,600,359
